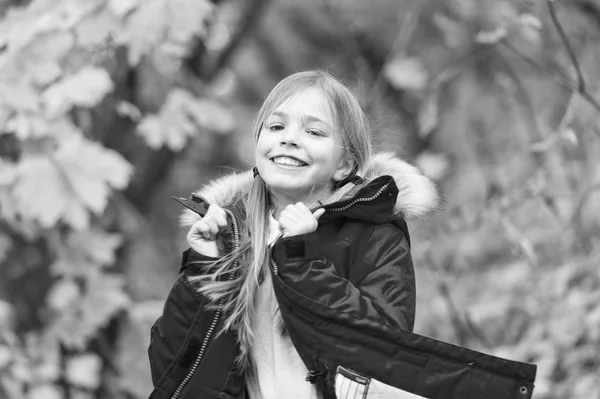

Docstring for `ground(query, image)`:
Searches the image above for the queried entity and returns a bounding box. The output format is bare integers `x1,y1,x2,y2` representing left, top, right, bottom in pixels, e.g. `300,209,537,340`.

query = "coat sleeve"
270,223,415,331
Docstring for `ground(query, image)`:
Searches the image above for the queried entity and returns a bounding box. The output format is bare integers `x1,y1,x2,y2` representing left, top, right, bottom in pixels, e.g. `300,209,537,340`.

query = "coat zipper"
326,181,390,213
171,209,240,399
269,181,391,276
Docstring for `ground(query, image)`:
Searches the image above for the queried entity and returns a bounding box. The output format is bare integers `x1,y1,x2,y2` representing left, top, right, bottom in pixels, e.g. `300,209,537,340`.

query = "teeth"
272,156,305,167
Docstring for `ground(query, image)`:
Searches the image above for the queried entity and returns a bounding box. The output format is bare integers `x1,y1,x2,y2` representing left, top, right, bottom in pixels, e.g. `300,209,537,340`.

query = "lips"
270,155,308,167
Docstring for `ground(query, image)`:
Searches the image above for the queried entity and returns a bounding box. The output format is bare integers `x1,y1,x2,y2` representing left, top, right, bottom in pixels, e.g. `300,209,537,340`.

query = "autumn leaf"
42,67,114,118
108,0,140,18
30,61,62,87
137,88,234,150
0,82,40,113
418,90,440,138
46,278,80,312
476,26,508,44
65,229,123,267
116,100,142,122
384,55,428,91
11,153,88,228
54,136,133,213
48,270,130,350
166,0,213,53
50,228,124,276
0,31,74,84
5,114,49,140
11,136,132,229
125,0,213,65
187,98,236,135
65,353,102,389
75,8,122,48
26,385,63,399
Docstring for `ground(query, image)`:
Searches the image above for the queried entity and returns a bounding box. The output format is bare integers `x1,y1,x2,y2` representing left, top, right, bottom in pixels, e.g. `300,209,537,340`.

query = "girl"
148,70,536,399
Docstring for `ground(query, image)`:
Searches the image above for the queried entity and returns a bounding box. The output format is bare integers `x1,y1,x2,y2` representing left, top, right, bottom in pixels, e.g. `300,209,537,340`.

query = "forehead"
271,87,334,123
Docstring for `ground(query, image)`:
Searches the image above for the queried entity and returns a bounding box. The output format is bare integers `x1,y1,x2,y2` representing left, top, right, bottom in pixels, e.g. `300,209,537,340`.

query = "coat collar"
178,152,439,226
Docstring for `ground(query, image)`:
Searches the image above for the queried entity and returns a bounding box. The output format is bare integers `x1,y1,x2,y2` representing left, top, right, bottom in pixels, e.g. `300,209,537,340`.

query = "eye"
307,129,325,137
268,123,284,131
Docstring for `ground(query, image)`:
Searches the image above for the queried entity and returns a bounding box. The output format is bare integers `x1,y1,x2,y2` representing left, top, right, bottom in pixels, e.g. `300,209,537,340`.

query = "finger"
215,211,228,227
295,202,313,216
204,218,219,238
206,205,228,228
189,220,207,237
312,208,326,220
196,221,214,240
187,221,209,245
277,213,292,227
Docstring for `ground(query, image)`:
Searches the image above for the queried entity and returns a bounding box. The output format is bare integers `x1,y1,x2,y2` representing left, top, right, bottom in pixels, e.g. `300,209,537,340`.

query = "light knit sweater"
245,215,322,399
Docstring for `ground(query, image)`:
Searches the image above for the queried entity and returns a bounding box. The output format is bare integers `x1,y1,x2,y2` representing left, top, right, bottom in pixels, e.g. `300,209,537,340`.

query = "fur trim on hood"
180,152,439,226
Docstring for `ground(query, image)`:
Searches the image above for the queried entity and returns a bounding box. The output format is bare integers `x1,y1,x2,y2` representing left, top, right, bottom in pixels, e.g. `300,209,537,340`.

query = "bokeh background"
1,0,599,398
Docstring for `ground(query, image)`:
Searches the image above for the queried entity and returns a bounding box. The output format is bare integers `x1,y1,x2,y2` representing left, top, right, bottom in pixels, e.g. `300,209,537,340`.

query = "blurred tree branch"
546,0,600,113
185,0,271,80
320,0,376,89
366,10,419,107
547,0,586,94
424,247,493,350
499,2,600,114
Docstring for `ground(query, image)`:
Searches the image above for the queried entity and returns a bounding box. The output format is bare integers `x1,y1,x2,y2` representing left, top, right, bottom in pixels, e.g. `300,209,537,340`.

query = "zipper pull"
305,368,328,384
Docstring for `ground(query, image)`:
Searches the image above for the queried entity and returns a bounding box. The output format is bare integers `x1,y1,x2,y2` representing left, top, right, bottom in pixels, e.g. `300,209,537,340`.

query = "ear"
332,158,355,182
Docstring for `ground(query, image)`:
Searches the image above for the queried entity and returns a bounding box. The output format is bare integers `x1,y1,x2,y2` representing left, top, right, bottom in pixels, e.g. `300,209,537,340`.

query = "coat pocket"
335,366,427,399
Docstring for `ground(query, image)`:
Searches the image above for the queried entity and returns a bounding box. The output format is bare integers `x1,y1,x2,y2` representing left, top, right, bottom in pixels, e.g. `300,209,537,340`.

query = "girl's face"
255,87,350,204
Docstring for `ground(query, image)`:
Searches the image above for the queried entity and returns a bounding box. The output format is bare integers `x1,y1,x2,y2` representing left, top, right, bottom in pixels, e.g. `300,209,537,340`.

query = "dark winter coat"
148,152,537,399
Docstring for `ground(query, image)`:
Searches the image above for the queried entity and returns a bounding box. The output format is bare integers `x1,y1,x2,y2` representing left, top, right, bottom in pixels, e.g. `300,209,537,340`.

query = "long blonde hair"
187,70,372,371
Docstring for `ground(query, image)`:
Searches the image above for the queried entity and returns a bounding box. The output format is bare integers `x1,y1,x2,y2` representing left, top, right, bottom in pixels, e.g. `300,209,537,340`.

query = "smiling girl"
147,71,536,399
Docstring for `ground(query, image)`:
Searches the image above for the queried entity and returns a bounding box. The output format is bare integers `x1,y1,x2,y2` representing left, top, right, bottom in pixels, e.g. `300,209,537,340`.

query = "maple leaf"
0,82,40,113
166,0,213,52
42,67,114,118
187,98,235,135
125,0,213,65
5,114,49,140
26,385,63,399
137,88,197,151
116,100,142,122
48,270,130,350
11,153,86,228
66,229,123,266
108,0,140,18
49,228,123,276
0,31,74,85
75,8,122,48
137,88,233,150
384,55,428,91
65,353,103,389
54,136,133,212
11,136,132,229
46,277,80,312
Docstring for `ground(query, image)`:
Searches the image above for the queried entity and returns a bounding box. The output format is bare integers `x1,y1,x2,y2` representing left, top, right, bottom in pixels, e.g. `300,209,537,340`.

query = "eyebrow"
270,111,332,128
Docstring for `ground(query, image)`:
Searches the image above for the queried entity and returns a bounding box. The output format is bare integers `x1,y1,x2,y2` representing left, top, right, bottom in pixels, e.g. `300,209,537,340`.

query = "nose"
280,124,301,147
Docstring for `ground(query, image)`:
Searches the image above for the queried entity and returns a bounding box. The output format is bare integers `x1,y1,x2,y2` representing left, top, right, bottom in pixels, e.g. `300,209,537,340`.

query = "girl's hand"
278,203,325,238
186,204,228,258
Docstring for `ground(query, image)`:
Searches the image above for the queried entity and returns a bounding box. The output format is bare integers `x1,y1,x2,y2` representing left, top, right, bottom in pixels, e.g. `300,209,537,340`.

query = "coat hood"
179,152,439,227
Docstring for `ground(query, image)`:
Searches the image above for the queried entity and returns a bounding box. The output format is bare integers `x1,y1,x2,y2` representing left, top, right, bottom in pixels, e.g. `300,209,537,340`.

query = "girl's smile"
255,87,351,205
270,155,308,168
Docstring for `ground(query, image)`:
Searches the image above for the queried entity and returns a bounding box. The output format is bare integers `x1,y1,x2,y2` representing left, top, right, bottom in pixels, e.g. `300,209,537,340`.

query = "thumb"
312,208,326,220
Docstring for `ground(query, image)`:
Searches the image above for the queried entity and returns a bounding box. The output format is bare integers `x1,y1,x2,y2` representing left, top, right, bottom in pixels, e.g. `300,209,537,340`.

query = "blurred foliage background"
0,0,599,398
